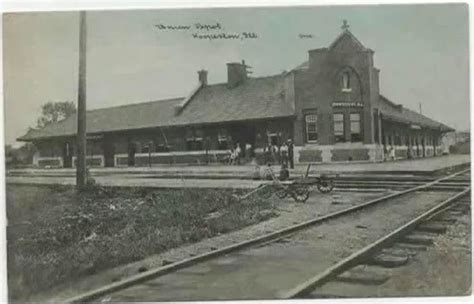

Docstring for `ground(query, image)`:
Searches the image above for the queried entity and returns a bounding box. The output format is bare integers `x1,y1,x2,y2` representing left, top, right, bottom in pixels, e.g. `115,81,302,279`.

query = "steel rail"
281,186,470,298
64,168,470,303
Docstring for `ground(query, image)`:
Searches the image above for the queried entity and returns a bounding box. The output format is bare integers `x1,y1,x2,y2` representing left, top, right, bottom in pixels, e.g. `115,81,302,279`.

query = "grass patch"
6,184,277,300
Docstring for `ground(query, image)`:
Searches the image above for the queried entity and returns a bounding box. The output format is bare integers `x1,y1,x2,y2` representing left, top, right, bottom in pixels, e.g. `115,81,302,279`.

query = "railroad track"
334,179,470,191
283,186,471,298
64,168,470,303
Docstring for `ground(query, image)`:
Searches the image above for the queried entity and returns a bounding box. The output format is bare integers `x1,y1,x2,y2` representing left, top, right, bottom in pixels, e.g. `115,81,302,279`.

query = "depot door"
103,140,115,167
62,143,72,168
230,124,256,157
127,142,136,166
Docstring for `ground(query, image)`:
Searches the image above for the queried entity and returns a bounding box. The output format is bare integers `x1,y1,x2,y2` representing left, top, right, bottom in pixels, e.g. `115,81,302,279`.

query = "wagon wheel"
291,186,310,203
276,189,288,199
317,179,334,193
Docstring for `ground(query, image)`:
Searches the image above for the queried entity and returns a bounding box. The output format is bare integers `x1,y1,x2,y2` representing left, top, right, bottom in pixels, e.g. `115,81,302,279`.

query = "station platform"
6,155,470,189
8,154,470,176
303,154,470,175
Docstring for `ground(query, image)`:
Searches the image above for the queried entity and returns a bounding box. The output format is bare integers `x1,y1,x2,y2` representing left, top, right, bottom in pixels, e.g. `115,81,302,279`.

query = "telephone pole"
76,11,87,190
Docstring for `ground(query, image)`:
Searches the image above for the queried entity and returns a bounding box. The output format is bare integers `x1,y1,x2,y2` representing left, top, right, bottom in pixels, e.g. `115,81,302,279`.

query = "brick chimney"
198,69,208,85
227,60,248,88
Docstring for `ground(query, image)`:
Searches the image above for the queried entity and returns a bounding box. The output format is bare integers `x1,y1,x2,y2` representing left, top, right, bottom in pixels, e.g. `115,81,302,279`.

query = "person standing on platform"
280,142,289,166
235,143,242,165
228,148,235,165
389,146,396,161
271,143,278,164
287,139,294,169
245,143,252,163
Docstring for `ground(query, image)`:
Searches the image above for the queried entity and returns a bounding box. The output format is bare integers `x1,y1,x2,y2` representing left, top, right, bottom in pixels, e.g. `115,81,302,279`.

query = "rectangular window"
155,144,169,152
334,113,345,143
305,114,318,142
217,129,228,150
268,133,278,146
194,129,204,150
186,129,204,151
350,113,362,142
186,129,194,151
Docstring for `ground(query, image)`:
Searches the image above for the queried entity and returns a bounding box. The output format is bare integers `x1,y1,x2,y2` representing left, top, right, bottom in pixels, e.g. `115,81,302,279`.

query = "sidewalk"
6,155,470,189
303,154,470,175
8,154,470,178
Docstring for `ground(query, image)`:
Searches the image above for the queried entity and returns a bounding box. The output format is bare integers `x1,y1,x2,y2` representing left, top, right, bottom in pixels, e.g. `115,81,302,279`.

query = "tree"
37,101,76,128
5,143,37,167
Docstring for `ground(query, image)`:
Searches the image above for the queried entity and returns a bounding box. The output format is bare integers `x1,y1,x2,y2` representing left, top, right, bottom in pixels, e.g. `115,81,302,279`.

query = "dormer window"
342,71,351,92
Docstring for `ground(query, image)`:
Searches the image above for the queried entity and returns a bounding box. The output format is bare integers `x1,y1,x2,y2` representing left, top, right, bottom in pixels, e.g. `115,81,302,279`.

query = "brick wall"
292,32,377,146
331,148,369,161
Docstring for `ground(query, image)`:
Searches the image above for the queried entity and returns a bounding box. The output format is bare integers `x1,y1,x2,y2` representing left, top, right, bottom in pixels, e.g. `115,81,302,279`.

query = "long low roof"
379,95,453,132
19,75,294,141
19,76,452,141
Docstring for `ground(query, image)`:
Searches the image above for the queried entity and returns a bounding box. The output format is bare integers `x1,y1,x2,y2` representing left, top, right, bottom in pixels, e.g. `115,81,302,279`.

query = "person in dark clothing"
287,139,294,169
279,162,290,180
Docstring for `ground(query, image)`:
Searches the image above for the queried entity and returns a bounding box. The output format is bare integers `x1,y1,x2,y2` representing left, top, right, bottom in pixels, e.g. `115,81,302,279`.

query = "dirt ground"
310,202,472,298
381,211,471,297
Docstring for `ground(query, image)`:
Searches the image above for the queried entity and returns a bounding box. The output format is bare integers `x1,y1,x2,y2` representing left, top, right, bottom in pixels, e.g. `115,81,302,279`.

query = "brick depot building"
19,25,453,168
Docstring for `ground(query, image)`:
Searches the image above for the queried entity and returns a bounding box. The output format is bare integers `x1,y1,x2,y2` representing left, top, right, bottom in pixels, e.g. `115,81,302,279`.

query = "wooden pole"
76,11,87,190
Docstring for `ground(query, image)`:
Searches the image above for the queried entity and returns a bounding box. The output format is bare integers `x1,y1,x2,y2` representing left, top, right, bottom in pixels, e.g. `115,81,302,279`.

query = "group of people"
227,143,253,165
226,139,295,169
384,145,422,161
264,139,295,169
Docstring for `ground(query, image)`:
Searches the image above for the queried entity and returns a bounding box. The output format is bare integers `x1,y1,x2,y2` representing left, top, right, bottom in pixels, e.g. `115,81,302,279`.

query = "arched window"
342,71,351,91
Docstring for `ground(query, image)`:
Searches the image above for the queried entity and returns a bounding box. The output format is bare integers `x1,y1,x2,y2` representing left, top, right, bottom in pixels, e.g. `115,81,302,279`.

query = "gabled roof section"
174,82,203,114
379,95,454,132
170,75,294,125
329,29,367,52
18,75,295,141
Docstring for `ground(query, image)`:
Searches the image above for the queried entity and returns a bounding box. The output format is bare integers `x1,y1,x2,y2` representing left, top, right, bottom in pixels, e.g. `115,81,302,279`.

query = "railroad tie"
334,265,391,285
445,209,465,216
381,247,416,258
415,222,448,234
369,252,409,268
403,232,437,246
394,242,428,252
435,215,460,223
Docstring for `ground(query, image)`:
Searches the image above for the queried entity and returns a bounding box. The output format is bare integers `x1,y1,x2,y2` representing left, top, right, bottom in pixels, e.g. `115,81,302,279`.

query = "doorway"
127,142,136,166
62,142,72,168
103,140,115,167
230,124,256,158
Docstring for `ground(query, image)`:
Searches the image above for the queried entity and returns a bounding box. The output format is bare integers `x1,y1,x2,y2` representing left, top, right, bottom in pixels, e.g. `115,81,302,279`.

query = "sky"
2,3,470,145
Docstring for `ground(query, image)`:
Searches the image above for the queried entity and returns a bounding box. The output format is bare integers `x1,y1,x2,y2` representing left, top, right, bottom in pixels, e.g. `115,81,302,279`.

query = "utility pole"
76,11,87,190
419,102,422,114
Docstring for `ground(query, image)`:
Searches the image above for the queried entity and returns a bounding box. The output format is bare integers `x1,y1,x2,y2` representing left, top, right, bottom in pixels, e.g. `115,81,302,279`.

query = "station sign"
332,101,364,108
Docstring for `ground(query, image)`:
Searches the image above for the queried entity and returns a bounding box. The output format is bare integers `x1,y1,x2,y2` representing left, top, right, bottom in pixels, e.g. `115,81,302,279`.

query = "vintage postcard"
2,2,471,302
